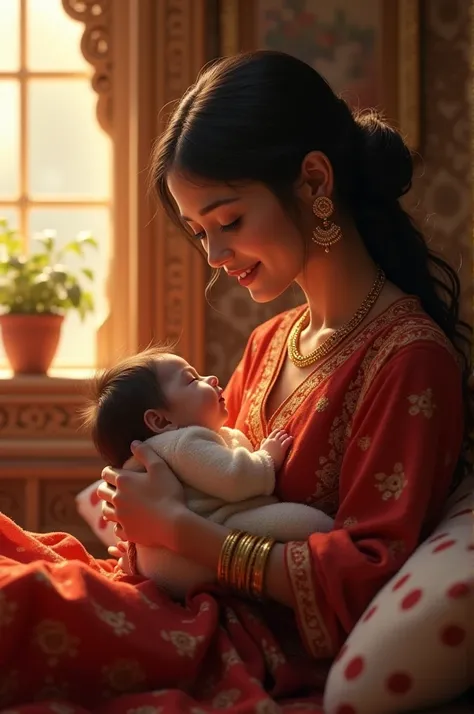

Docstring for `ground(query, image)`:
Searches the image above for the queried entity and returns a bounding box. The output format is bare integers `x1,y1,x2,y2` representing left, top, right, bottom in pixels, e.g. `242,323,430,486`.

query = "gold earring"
312,196,342,252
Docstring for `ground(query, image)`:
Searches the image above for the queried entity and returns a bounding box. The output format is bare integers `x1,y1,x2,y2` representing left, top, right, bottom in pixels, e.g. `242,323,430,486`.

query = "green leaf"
0,229,22,255
49,264,69,284
61,241,83,257
78,290,94,321
67,283,82,308
29,253,50,269
34,230,57,254
77,231,98,249
0,218,99,317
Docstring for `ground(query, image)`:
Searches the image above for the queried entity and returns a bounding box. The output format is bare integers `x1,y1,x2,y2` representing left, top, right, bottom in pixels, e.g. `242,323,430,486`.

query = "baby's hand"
108,540,132,575
260,429,293,470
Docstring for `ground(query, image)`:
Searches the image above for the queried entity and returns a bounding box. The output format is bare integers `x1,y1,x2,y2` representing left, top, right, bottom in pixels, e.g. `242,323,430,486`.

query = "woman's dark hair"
150,50,472,486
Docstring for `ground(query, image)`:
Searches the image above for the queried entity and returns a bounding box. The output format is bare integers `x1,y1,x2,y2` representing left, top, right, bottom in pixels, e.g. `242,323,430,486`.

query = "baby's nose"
207,375,219,388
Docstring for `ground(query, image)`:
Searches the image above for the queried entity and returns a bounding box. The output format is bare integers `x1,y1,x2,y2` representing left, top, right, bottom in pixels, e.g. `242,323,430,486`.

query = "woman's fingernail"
131,440,141,449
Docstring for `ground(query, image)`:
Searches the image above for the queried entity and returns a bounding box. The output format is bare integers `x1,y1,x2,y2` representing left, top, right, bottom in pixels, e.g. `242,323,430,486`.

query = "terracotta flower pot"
0,313,64,375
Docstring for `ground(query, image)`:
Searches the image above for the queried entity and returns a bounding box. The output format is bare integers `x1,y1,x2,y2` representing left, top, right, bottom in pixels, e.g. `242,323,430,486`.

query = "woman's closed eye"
192,217,242,241
220,217,242,233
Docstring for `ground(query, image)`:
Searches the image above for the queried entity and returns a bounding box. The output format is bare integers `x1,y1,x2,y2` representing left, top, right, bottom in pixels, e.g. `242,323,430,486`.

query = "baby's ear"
143,409,172,433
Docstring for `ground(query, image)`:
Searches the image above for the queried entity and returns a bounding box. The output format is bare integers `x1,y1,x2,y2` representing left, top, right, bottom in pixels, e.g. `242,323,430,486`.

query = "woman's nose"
206,239,233,269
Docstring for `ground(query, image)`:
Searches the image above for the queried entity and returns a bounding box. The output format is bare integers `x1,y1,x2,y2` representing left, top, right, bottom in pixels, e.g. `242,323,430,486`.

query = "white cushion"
324,476,474,714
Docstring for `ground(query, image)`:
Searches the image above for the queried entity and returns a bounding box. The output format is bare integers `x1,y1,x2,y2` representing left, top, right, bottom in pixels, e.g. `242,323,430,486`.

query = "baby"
82,346,334,597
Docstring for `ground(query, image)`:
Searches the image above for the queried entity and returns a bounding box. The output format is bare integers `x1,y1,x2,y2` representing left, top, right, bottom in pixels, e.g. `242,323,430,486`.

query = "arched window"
0,0,112,369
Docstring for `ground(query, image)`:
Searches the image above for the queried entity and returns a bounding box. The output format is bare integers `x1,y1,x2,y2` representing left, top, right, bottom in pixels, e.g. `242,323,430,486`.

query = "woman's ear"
143,409,172,433
294,151,334,207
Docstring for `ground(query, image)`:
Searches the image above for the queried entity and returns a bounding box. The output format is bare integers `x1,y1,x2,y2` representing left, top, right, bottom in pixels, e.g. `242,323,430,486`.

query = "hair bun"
353,110,413,201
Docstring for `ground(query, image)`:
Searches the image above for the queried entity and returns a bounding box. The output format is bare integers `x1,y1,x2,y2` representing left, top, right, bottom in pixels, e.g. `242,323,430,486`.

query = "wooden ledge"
0,368,95,395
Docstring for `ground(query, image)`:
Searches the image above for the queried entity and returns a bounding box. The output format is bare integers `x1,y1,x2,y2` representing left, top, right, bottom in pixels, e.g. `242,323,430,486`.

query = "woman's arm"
173,506,294,607
283,342,464,657
99,447,295,607
100,339,463,658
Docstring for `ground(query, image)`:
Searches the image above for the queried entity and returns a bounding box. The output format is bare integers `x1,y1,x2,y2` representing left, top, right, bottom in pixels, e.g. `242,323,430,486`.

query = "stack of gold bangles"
217,530,275,599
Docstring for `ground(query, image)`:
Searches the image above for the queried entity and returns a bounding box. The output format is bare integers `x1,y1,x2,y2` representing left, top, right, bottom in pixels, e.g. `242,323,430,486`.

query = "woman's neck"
296,230,380,335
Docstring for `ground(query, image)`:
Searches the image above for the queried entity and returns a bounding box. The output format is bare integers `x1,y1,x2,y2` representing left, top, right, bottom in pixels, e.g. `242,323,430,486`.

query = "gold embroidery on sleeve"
408,388,436,418
272,300,427,432
247,312,297,445
343,516,358,528
286,541,333,658
307,373,366,512
316,396,329,412
375,463,407,500
305,314,448,513
356,320,453,408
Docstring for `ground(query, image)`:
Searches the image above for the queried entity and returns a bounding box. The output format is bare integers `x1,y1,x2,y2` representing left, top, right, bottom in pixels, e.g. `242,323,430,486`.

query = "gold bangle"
251,537,275,599
236,534,260,592
245,536,265,594
218,530,240,583
230,533,255,591
226,532,254,589
217,530,242,586
217,530,275,599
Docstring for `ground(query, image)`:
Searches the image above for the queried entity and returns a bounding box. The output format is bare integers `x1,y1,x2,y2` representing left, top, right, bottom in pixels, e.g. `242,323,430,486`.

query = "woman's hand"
98,440,185,548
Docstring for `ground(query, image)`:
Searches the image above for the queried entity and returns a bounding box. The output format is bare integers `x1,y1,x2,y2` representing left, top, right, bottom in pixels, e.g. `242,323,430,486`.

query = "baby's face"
155,355,228,431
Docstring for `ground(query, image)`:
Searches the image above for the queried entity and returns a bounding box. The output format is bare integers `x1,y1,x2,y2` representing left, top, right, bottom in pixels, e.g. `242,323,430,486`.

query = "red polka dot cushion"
75,480,117,548
324,476,474,714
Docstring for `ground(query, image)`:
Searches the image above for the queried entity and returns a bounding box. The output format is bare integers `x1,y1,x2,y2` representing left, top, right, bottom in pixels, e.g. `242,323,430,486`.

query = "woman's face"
167,170,306,303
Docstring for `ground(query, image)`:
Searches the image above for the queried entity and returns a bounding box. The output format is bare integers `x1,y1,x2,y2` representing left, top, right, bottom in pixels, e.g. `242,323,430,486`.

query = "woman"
0,51,470,713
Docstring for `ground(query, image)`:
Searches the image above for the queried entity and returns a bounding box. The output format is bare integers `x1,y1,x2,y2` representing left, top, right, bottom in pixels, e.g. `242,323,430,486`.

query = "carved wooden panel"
0,404,81,439
0,480,26,528
0,376,105,555
153,0,207,372
60,0,207,375
61,0,113,134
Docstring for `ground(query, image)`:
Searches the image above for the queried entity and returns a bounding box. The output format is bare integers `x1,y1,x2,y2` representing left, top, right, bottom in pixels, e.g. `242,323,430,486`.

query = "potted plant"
0,218,98,375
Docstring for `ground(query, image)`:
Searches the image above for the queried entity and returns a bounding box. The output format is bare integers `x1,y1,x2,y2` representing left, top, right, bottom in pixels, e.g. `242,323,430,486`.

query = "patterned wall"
205,0,473,382
409,0,472,322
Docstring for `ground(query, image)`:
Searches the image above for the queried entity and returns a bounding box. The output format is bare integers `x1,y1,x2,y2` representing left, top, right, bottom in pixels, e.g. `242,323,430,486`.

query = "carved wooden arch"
59,0,207,372
61,0,113,135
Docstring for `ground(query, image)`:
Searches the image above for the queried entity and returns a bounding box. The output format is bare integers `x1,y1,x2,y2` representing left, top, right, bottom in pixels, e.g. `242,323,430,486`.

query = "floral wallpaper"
259,0,379,108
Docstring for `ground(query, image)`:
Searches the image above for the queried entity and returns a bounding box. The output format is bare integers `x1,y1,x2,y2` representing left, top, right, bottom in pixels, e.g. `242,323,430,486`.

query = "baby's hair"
81,345,172,467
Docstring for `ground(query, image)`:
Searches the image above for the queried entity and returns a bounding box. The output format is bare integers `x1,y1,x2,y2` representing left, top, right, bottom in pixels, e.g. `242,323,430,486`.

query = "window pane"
0,208,20,367
0,82,20,198
29,208,110,368
0,0,20,71
27,0,89,72
0,208,19,231
29,79,111,198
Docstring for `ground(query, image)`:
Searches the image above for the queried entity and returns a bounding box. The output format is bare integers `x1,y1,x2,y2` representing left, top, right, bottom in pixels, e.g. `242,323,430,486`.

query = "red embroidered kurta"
0,298,463,713
224,298,464,657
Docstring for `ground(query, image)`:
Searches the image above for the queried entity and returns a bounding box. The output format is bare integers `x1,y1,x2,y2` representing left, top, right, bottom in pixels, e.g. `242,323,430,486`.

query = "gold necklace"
287,267,386,369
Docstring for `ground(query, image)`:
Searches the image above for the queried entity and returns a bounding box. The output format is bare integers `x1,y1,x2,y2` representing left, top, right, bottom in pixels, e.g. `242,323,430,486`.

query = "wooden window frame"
0,0,207,542
62,0,206,372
